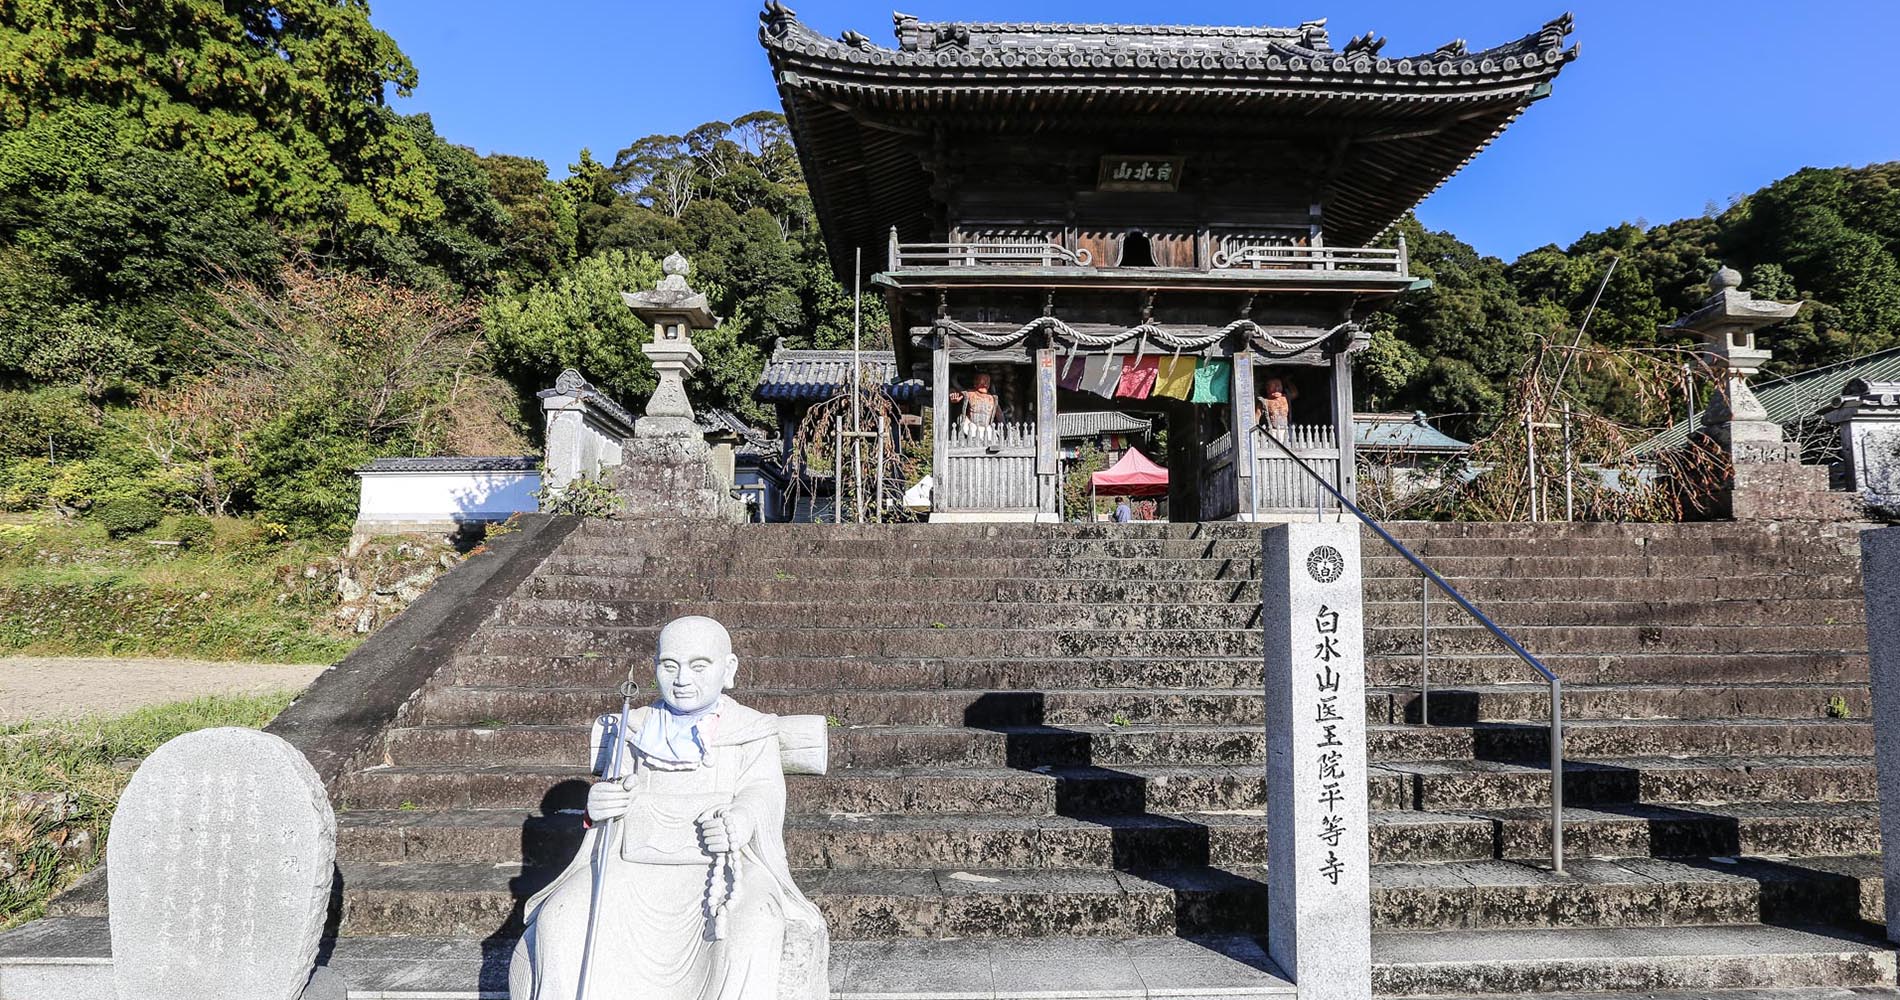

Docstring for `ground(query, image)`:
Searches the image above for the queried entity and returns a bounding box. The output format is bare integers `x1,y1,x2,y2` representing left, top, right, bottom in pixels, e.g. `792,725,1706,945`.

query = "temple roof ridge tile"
761,3,1577,80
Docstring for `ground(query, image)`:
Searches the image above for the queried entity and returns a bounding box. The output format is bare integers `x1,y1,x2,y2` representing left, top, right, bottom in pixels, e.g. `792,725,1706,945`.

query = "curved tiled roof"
755,348,927,403
1058,411,1153,439
760,4,1578,274
358,456,540,474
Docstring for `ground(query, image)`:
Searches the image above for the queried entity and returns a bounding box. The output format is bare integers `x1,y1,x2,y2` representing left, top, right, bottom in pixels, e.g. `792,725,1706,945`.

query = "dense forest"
3,1,1898,536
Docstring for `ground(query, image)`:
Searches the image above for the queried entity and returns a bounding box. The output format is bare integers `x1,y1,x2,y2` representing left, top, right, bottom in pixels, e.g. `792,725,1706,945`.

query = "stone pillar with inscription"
616,253,745,522
1262,523,1371,1000
1672,265,1856,520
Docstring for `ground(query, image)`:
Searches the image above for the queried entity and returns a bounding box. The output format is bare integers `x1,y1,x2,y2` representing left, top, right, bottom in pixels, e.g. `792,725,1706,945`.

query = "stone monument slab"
1262,523,1372,1000
1864,526,1900,944
106,727,337,1000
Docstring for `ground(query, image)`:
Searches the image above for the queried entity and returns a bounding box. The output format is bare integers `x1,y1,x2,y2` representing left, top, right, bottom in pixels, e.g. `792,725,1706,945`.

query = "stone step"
532,572,1867,606
1370,923,1897,995
541,553,1267,581
381,721,1285,770
1365,651,1867,687
339,763,1280,816
436,649,1869,691
326,856,1881,939
553,531,1858,561
460,622,1865,663
466,624,1285,660
334,808,1483,869
1383,755,1876,812
12,921,1859,997
380,713,1872,776
409,685,1288,728
1374,719,1872,762
543,547,1864,582
340,751,1876,819
567,518,1858,543
334,800,1879,871
494,594,1870,632
1386,683,1873,725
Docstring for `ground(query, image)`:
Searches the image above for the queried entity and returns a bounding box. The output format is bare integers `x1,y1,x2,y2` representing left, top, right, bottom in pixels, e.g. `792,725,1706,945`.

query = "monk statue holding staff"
510,615,829,1000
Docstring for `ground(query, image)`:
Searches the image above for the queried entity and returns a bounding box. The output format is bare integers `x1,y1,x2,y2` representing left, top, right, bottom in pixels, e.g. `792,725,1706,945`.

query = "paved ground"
0,656,330,723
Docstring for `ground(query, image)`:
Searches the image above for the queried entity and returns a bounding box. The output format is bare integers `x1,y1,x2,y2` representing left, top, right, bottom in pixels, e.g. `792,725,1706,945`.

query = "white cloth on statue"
509,702,829,1000
635,697,721,767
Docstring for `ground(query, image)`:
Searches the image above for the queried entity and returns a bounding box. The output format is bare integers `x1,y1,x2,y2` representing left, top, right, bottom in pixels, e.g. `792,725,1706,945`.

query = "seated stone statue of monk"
509,615,829,1000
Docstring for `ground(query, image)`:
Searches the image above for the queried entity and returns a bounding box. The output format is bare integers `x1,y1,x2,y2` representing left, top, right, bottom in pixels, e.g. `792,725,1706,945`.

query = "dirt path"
0,656,331,724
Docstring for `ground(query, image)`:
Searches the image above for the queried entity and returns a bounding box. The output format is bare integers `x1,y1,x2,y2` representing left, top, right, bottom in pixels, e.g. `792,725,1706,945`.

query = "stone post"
615,253,744,521
1827,381,1900,509
1263,523,1371,1000
1864,527,1900,944
1666,265,1855,520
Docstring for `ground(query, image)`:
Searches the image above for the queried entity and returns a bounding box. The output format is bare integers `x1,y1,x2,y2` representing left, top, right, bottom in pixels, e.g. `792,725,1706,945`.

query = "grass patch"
0,514,360,662
0,691,295,928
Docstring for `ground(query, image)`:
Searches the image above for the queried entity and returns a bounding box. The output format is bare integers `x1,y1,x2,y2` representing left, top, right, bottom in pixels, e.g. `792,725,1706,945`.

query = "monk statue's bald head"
653,615,739,714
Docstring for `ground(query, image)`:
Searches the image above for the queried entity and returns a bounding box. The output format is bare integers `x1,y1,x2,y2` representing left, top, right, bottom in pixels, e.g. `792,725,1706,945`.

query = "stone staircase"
27,518,1883,996
281,517,1888,996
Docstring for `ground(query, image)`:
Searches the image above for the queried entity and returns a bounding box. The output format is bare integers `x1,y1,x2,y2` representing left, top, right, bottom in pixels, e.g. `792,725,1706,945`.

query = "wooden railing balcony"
890,239,1093,269
887,230,1408,278
1209,242,1408,276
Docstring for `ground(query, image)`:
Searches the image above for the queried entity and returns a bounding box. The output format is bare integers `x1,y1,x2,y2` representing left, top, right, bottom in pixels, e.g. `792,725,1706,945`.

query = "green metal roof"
1638,346,1900,453
1353,412,1470,453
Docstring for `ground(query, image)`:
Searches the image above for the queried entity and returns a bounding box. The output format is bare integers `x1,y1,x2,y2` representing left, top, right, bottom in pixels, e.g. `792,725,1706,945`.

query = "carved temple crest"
1432,39,1468,59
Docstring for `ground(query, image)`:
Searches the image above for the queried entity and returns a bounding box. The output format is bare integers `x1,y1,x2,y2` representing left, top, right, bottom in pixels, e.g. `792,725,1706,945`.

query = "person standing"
1114,497,1133,523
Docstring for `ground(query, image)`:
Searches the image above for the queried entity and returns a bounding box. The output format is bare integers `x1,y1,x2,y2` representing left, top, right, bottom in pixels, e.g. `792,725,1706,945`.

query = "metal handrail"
1251,426,1567,872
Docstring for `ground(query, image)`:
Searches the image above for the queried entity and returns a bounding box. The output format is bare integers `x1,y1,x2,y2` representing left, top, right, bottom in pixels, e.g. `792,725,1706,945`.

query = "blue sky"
371,1,1900,261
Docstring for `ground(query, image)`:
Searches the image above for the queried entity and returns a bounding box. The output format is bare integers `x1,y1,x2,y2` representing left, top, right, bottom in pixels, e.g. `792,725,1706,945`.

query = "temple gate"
763,8,1576,519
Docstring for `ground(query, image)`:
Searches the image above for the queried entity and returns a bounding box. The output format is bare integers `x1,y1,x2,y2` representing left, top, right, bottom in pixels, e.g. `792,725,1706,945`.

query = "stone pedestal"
1862,527,1900,944
1262,523,1372,1000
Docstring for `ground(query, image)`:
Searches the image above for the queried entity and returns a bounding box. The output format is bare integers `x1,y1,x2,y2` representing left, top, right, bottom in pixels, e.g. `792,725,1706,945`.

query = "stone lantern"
1666,265,1853,520
621,252,718,439
1673,265,1797,460
607,252,745,522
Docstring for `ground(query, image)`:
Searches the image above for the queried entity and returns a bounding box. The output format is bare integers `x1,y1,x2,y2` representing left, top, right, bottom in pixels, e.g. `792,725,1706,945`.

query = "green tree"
483,251,664,403
2,0,438,235
0,105,280,393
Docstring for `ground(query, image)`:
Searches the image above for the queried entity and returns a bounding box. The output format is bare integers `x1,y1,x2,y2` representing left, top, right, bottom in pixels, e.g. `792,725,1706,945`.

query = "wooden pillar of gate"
931,339,951,515
1035,347,1059,521
1332,350,1357,511
1233,352,1258,520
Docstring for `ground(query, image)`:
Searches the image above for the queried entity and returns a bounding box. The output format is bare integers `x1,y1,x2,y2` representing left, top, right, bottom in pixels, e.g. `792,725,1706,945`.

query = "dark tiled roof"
760,5,1577,275
358,456,540,474
755,348,926,403
1639,346,1900,453
1058,411,1153,439
1353,412,1469,453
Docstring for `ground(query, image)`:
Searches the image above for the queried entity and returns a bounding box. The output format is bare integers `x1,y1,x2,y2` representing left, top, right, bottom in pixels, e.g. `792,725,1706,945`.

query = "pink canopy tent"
1091,448,1169,499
